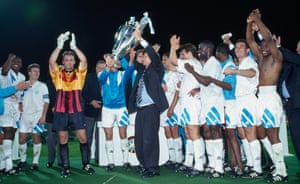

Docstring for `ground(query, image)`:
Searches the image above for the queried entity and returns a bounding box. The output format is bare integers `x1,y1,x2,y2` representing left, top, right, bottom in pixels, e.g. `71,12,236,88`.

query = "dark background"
0,0,299,82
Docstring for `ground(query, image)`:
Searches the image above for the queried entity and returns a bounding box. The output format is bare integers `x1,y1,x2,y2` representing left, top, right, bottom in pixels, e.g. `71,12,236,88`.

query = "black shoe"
142,170,160,178
105,164,115,172
164,160,175,169
82,164,95,175
136,165,146,174
30,164,39,171
172,163,182,170
207,170,224,178
46,162,53,168
58,163,63,167
243,165,253,174
185,169,204,177
5,168,18,176
61,167,71,178
224,163,232,172
16,161,27,172
229,167,243,178
242,170,263,178
123,162,131,170
175,165,191,173
0,168,5,175
265,174,288,183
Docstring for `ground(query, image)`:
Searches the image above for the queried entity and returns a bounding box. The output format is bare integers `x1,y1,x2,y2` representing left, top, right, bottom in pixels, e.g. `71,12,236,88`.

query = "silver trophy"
112,12,155,61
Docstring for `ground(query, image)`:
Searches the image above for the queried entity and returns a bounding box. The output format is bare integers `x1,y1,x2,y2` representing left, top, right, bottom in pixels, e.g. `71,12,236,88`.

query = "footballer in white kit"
17,63,49,171
19,81,49,133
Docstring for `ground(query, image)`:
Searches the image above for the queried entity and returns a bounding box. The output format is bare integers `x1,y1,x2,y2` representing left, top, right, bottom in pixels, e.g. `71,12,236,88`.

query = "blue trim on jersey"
241,108,254,127
118,110,130,126
99,64,134,109
43,94,49,99
166,113,178,126
261,108,275,128
0,85,17,115
206,106,221,126
180,108,190,126
221,58,237,100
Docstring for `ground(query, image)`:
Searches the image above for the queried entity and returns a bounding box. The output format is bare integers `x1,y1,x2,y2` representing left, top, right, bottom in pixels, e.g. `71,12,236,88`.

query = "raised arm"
70,33,88,71
246,10,261,59
1,53,16,76
169,34,180,66
49,31,70,72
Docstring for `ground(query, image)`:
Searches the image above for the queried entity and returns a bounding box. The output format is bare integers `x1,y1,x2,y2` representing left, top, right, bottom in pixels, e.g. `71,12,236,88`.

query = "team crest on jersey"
128,136,135,153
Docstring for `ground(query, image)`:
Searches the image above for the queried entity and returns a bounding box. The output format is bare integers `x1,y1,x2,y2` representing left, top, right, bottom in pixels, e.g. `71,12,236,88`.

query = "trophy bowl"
111,12,155,62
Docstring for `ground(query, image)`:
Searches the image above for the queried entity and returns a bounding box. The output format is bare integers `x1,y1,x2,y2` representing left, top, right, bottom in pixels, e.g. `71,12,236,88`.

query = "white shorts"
178,96,201,126
236,94,258,128
225,100,239,128
129,112,136,126
257,86,283,128
0,102,20,128
101,107,130,128
19,113,43,133
200,96,224,126
160,102,180,127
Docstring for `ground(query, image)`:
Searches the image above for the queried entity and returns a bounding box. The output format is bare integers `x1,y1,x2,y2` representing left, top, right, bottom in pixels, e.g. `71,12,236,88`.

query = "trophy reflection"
112,12,155,62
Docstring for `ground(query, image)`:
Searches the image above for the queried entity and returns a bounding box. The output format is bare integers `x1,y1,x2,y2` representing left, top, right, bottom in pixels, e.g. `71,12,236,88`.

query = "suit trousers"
135,104,160,173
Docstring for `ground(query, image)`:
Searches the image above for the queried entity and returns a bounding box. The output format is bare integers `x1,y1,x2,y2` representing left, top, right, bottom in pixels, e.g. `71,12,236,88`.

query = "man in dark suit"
127,29,168,178
277,38,300,178
45,78,62,168
82,60,105,164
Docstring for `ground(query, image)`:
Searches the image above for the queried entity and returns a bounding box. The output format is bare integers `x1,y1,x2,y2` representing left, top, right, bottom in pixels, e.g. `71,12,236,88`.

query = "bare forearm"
74,48,88,70
49,48,60,71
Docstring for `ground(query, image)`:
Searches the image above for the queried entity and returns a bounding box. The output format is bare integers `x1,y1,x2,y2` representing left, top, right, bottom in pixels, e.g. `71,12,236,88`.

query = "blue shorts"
53,112,85,131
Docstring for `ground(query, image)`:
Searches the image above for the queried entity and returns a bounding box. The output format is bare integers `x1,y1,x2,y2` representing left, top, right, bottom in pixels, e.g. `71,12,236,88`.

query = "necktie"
282,80,290,98
136,70,145,106
137,77,144,106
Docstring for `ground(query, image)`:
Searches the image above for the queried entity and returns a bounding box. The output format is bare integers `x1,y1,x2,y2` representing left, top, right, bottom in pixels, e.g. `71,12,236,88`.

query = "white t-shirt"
235,56,259,97
163,70,181,103
21,81,49,115
200,56,224,101
176,59,202,98
0,68,25,104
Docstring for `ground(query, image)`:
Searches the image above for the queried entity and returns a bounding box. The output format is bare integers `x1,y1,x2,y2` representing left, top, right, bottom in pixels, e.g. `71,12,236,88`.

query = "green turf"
1,156,299,184
2,128,299,184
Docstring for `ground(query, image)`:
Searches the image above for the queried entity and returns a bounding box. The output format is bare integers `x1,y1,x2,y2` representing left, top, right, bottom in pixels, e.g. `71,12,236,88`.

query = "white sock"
174,137,183,163
3,139,12,171
0,144,5,170
199,138,206,165
241,139,253,167
33,143,41,164
249,140,262,173
105,140,114,164
272,142,287,176
120,138,128,163
184,139,194,167
19,143,27,162
167,138,176,162
213,139,224,173
260,137,274,163
193,139,204,171
205,140,215,169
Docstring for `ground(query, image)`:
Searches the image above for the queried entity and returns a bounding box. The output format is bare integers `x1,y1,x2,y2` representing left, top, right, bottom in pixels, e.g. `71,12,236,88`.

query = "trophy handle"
138,12,155,35
143,12,155,34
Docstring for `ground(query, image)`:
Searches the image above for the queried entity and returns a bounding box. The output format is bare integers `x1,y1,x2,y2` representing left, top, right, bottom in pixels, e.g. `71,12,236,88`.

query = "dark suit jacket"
46,79,56,122
278,47,300,108
82,72,102,118
127,45,168,114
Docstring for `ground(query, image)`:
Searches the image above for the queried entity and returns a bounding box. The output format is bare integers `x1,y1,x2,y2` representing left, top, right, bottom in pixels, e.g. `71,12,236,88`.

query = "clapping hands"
57,31,70,49
56,31,77,50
